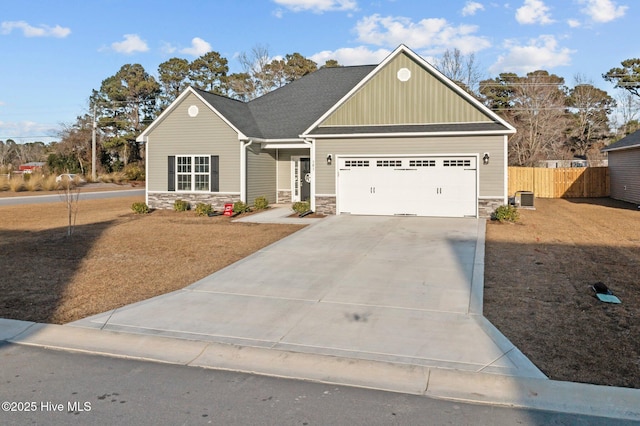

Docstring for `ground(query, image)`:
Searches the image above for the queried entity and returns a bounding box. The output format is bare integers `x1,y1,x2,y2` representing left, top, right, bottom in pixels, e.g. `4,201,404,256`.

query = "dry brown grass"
484,198,640,388
0,196,303,324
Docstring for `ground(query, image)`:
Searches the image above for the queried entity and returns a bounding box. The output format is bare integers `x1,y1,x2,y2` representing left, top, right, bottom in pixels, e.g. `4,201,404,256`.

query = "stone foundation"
277,190,291,204
148,192,241,211
315,195,336,215
478,198,505,218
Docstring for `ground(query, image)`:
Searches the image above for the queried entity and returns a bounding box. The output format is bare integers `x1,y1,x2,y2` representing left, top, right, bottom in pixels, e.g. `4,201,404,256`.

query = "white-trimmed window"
176,155,210,191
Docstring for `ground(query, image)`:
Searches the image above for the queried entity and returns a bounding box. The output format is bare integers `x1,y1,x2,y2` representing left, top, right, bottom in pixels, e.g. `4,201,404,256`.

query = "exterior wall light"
483,153,490,165
326,154,332,165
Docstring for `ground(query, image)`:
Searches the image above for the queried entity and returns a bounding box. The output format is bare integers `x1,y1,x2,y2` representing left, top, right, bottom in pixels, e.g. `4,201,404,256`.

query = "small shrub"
24,174,43,191
8,177,25,192
124,163,145,181
233,201,250,214
131,202,150,214
194,202,213,216
292,201,310,214
174,199,190,212
99,172,127,184
491,204,519,223
254,196,269,210
42,175,58,191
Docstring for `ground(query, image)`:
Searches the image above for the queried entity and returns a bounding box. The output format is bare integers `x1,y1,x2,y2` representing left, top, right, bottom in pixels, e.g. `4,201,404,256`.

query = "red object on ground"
223,203,234,216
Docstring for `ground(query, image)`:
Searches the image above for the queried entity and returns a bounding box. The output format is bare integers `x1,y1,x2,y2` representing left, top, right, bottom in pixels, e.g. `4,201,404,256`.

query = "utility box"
515,191,534,207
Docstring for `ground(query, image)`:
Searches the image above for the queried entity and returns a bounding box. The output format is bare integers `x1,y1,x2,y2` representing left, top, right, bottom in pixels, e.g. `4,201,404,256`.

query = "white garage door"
337,156,477,217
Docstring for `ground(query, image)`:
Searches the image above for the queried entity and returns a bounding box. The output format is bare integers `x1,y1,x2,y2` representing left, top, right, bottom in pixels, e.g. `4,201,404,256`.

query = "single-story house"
137,45,516,217
602,129,640,205
18,162,45,173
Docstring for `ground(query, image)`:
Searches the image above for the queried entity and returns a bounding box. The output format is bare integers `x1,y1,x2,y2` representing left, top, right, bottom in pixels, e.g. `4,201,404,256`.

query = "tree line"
1,47,639,174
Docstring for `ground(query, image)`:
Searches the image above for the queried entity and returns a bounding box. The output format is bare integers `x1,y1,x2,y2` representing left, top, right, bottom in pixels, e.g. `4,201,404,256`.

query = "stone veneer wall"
315,196,336,215
478,198,504,218
277,190,291,204
148,192,241,211
310,196,501,218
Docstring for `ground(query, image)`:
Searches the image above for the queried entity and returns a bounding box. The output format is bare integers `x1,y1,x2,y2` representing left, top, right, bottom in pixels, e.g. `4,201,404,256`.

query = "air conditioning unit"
515,191,535,208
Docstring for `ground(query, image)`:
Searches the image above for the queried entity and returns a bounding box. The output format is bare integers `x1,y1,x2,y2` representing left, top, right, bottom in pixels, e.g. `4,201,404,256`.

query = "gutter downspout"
240,139,253,203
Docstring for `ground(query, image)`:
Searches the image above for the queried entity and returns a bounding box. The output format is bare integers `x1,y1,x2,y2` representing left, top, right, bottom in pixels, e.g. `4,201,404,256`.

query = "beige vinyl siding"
246,145,276,204
320,53,492,127
276,148,310,190
147,92,240,192
608,148,640,204
314,136,505,197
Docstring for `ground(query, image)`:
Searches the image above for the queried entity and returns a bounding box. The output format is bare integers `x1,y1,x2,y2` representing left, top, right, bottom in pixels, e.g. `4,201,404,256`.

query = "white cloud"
354,14,491,55
272,0,357,13
515,0,554,25
490,35,575,74
567,19,581,27
310,46,391,65
180,37,212,56
0,120,58,141
111,34,149,54
462,1,485,16
578,0,627,23
1,20,70,38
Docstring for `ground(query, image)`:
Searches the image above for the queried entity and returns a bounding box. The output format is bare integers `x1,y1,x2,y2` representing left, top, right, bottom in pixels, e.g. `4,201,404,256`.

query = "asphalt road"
0,344,632,426
0,189,144,206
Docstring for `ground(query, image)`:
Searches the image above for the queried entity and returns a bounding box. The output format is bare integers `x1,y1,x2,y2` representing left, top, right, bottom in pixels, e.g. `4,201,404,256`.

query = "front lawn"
484,198,640,388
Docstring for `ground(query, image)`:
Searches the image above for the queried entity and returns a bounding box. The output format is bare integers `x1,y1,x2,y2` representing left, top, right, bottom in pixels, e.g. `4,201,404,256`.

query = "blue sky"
1,0,637,143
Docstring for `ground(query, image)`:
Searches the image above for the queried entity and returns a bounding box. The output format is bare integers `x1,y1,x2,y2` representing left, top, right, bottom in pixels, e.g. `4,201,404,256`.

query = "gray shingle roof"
602,129,640,151
192,88,262,137
247,65,376,139
193,66,376,140
309,122,511,135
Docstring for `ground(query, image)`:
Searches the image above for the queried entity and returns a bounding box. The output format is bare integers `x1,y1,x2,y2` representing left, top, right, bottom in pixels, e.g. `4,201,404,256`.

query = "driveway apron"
72,215,544,378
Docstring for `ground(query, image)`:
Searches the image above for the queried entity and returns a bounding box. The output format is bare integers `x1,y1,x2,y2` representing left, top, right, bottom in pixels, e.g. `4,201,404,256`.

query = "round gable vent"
188,105,199,117
397,67,411,82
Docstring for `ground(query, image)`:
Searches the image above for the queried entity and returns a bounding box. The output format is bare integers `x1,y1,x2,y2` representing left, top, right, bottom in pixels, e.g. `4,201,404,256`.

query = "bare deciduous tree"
434,48,483,94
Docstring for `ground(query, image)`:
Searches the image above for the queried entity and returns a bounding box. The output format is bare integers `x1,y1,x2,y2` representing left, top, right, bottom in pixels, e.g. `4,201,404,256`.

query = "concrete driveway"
72,214,544,378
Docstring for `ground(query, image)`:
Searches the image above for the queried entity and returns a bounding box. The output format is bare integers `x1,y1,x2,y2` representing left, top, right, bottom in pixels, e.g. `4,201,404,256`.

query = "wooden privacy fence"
508,167,609,198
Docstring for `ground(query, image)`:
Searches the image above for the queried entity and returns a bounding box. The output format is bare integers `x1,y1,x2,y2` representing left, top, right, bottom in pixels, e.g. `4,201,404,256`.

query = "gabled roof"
602,129,640,152
247,65,376,140
302,44,515,137
139,45,515,143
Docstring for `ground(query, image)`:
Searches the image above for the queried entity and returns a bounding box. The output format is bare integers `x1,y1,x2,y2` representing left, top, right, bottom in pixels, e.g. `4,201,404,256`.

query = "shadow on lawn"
483,236,640,388
0,220,116,323
563,196,639,211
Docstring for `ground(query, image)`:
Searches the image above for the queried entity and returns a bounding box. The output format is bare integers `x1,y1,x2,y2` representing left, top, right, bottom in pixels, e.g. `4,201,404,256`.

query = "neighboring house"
138,45,516,218
602,130,640,205
18,162,45,173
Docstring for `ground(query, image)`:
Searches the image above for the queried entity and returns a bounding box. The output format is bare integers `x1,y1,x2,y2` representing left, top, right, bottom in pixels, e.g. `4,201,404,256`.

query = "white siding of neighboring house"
608,148,640,204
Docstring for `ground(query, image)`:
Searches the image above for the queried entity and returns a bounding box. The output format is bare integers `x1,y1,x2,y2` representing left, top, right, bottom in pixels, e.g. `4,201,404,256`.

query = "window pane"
178,174,191,191
195,156,209,173
177,156,191,173
195,174,209,191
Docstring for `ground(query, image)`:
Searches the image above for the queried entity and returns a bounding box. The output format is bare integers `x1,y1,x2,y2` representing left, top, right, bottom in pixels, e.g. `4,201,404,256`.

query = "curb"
3,318,639,421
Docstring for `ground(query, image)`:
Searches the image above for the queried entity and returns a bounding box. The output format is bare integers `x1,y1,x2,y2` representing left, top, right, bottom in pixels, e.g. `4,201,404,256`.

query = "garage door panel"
337,156,477,217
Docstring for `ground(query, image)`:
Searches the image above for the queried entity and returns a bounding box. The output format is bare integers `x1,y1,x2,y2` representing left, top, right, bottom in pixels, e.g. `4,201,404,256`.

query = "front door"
292,156,311,202
300,158,311,201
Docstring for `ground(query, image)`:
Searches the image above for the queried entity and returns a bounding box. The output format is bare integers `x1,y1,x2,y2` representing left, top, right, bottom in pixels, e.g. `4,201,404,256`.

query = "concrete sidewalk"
3,318,639,420
2,208,639,420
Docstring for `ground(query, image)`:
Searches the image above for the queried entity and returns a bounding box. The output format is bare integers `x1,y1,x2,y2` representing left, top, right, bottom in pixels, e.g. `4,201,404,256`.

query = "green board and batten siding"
319,53,493,127
314,136,505,197
147,92,241,193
